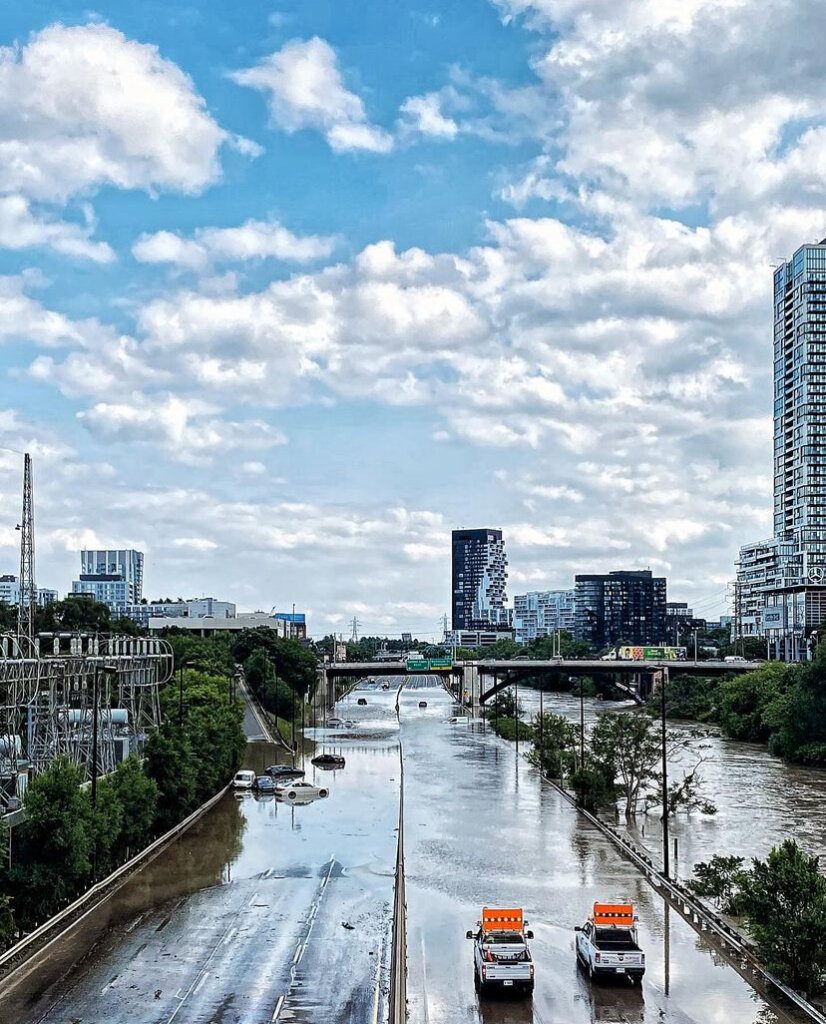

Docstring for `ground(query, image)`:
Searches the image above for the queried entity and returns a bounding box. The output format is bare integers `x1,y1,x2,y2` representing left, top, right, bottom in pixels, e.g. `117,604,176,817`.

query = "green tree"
109,757,158,860
719,662,788,742
0,823,14,947
590,714,713,819
165,632,234,676
568,764,615,812
245,650,295,720
651,673,723,722
144,726,197,831
90,778,124,877
485,687,519,721
526,713,578,777
689,855,747,914
42,596,112,633
739,840,826,993
8,758,94,927
232,630,317,698
590,714,661,818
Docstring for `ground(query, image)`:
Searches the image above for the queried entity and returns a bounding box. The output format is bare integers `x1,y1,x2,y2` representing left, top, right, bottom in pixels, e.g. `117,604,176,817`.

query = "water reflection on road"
1,690,402,1024
403,681,803,1024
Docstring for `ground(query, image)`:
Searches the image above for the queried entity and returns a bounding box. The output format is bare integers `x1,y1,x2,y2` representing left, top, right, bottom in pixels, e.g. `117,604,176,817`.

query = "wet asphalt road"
402,680,803,1024
0,676,810,1024
1,684,401,1024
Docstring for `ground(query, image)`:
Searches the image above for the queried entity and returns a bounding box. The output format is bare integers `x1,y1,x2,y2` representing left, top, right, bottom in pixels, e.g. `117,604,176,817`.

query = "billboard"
762,606,785,629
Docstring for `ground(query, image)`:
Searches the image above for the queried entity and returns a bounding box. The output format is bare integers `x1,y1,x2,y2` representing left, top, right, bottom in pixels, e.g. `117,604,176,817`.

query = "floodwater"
403,680,805,1024
0,684,402,1024
0,677,815,1024
515,687,826,879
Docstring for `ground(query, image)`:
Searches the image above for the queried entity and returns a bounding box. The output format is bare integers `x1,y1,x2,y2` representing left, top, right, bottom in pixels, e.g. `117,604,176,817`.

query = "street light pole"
514,677,519,752
693,628,698,663
661,667,670,878
91,664,99,811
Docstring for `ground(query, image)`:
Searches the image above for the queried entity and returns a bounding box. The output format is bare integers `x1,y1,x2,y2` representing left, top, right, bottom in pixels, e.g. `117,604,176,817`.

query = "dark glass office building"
574,570,667,649
451,528,510,631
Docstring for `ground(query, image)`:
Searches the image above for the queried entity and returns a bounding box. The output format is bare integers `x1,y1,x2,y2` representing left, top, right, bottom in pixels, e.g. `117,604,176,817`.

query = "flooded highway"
1,685,401,1024
403,680,805,1024
1,676,818,1024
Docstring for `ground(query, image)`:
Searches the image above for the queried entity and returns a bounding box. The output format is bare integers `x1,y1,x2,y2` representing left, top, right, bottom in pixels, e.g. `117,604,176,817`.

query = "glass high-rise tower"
451,528,510,632
736,239,826,658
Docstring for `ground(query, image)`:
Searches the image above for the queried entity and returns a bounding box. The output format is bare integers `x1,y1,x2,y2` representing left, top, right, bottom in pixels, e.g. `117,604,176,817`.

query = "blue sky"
1,0,825,635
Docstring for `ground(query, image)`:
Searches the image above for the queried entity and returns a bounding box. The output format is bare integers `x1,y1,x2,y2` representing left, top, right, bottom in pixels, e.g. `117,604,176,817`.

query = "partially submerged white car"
232,769,256,790
275,780,330,801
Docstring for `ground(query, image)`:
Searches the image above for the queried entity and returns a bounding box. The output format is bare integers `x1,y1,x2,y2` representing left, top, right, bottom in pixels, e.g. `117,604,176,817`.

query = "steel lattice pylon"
17,453,36,653
0,634,173,804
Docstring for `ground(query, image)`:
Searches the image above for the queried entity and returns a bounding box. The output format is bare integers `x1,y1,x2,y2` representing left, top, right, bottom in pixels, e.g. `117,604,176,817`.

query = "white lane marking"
271,855,336,1022
222,927,237,947
369,935,384,1024
248,890,260,907
420,929,430,1024
165,911,244,1024
125,912,146,933
193,971,209,995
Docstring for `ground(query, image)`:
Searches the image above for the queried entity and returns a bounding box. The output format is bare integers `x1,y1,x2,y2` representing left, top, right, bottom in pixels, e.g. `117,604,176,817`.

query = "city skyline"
0,2,823,634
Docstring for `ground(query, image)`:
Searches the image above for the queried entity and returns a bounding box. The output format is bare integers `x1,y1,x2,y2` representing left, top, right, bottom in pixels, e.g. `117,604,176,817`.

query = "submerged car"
357,697,368,706
418,700,428,708
327,717,345,728
312,753,346,769
232,769,256,790
276,780,330,801
265,764,305,779
254,775,277,794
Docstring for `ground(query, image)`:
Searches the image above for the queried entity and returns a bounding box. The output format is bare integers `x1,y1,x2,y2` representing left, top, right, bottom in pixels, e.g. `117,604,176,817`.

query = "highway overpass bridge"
318,658,763,706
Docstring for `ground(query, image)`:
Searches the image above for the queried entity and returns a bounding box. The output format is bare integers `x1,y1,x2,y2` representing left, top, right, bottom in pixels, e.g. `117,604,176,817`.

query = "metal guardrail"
0,783,229,985
543,775,826,1023
389,684,407,1024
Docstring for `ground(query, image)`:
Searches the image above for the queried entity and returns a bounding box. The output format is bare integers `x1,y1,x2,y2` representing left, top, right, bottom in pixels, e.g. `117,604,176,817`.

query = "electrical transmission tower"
350,616,361,642
17,453,36,651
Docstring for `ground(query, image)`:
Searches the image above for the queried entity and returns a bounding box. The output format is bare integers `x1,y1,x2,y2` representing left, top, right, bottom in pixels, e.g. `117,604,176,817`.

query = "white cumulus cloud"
230,37,393,153
132,218,337,270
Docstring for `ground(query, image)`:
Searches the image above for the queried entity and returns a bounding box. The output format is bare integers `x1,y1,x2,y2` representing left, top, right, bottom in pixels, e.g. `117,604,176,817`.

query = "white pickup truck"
466,907,535,996
575,903,645,984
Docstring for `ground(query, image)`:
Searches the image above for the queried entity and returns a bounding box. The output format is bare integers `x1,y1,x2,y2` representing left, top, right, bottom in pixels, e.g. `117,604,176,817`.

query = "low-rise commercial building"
445,629,513,649
149,612,289,637
124,597,236,628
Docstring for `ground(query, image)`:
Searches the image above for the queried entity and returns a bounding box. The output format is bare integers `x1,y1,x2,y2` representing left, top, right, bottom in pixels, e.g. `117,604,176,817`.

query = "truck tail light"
641,953,645,963
530,964,535,977
595,953,601,964
481,966,487,979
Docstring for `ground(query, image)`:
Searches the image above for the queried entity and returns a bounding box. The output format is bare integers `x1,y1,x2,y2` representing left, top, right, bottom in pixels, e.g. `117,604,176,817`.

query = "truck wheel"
474,970,480,992
588,962,594,981
524,981,535,997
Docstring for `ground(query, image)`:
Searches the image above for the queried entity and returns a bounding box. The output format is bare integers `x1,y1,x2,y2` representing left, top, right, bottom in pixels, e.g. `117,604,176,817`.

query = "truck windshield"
485,932,523,944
